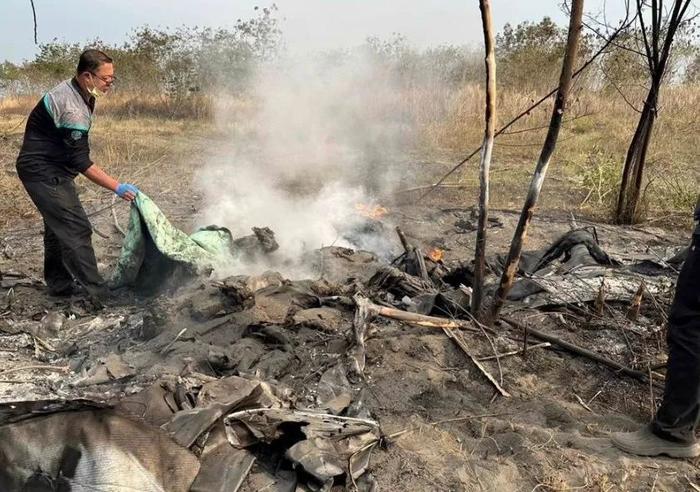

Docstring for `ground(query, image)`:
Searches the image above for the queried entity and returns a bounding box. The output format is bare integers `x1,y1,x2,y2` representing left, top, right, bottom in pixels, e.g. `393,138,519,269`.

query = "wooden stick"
394,183,470,194
395,227,412,254
487,0,585,326
413,247,431,283
372,305,466,329
443,327,510,397
472,0,497,320
477,342,551,361
160,328,187,354
356,297,508,395
574,393,594,413
500,316,661,387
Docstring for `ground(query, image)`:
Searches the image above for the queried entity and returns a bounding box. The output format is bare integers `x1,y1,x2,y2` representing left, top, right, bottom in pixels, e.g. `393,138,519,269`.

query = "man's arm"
83,164,137,201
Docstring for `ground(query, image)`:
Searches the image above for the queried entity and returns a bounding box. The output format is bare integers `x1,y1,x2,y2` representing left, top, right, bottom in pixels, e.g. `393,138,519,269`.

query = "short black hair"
77,49,113,74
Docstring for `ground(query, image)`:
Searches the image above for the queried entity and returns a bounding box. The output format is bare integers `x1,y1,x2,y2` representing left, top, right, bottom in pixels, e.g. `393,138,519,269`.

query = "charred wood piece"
368,266,436,299
627,281,645,322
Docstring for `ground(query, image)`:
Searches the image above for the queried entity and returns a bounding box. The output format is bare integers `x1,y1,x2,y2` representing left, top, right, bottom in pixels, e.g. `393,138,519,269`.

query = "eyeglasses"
90,72,117,84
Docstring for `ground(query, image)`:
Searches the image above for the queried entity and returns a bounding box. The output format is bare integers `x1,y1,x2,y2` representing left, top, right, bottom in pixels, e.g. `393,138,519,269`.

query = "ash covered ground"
0,184,695,491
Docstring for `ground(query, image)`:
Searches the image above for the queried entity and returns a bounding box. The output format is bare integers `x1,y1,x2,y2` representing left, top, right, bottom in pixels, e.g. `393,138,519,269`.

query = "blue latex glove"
115,183,139,200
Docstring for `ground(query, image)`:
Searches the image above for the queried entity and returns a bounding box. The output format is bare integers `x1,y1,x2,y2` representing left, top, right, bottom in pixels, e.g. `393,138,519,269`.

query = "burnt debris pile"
0,210,687,491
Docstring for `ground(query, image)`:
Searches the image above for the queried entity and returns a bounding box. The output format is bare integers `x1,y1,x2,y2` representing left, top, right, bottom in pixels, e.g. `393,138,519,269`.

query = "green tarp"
110,193,234,291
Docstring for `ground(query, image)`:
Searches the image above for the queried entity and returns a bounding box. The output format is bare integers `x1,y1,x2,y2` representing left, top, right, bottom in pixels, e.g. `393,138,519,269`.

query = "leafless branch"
29,0,38,44
581,20,647,57
600,67,644,113
500,112,592,136
416,12,634,204
637,0,656,72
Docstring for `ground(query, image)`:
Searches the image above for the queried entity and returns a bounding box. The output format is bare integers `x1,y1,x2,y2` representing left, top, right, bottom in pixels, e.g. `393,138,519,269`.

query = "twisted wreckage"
0,197,689,490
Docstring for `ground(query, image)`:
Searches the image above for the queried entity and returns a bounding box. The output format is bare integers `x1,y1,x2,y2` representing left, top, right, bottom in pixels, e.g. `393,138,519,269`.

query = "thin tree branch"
652,0,661,66
415,13,634,204
636,0,656,73
29,0,38,44
600,66,644,113
581,20,646,58
500,112,592,135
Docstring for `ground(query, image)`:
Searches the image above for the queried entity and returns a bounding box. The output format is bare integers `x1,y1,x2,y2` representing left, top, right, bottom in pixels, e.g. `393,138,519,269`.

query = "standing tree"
471,0,497,319
615,0,694,224
486,0,585,326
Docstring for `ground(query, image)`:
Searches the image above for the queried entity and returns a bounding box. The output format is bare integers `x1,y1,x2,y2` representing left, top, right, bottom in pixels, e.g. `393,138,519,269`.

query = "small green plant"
577,148,622,209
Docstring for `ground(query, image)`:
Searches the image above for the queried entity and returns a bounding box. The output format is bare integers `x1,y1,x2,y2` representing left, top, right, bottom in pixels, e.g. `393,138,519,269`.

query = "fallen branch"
371,304,466,329
386,412,508,441
477,342,551,361
160,328,187,354
354,297,508,395
91,225,109,239
443,327,511,397
394,183,470,194
500,317,662,387
574,393,594,413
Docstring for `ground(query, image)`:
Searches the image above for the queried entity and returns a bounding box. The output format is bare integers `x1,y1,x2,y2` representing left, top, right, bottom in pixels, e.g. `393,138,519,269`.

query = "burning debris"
354,203,389,221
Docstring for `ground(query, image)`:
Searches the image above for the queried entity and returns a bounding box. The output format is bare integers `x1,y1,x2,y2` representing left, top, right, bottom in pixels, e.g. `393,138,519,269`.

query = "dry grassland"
1,84,698,232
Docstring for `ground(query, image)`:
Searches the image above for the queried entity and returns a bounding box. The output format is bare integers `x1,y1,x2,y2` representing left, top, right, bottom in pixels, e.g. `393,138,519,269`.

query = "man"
16,49,139,303
612,200,700,457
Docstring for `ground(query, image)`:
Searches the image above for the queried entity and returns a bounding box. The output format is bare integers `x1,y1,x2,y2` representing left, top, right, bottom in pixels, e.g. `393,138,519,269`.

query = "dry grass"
409,82,700,224
1,82,697,232
0,92,214,120
0,112,213,231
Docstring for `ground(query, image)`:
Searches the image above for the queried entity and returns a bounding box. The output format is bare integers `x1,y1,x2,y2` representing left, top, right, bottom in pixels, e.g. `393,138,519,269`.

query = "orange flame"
355,203,389,220
428,248,444,262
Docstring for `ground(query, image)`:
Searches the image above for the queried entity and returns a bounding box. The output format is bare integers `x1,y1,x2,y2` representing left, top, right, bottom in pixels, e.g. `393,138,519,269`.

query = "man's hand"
83,164,139,202
115,183,139,202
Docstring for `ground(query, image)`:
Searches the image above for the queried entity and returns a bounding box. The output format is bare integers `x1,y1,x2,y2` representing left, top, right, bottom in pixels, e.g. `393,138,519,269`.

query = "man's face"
88,62,115,94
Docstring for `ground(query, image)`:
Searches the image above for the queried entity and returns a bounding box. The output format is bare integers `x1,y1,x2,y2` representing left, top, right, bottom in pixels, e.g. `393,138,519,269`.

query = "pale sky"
2,0,628,63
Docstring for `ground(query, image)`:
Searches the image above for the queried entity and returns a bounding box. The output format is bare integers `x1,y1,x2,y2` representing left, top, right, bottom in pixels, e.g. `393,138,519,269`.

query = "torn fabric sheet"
110,193,235,290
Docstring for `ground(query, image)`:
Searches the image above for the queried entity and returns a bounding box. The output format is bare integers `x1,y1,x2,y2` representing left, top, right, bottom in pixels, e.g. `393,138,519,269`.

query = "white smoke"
195,49,415,278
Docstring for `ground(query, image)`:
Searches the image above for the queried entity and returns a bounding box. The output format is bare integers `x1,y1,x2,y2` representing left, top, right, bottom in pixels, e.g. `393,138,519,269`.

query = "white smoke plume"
195,49,415,278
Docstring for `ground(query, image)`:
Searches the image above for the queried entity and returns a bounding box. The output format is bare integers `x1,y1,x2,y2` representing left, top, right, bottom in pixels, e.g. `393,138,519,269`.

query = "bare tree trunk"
472,0,497,319
615,88,658,223
614,0,692,224
486,0,585,326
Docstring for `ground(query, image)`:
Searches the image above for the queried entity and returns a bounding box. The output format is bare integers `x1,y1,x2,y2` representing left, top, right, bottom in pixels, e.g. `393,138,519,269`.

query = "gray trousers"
21,177,106,299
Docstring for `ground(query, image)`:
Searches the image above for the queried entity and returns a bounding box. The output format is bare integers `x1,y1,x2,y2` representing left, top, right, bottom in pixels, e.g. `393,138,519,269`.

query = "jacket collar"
71,77,96,112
